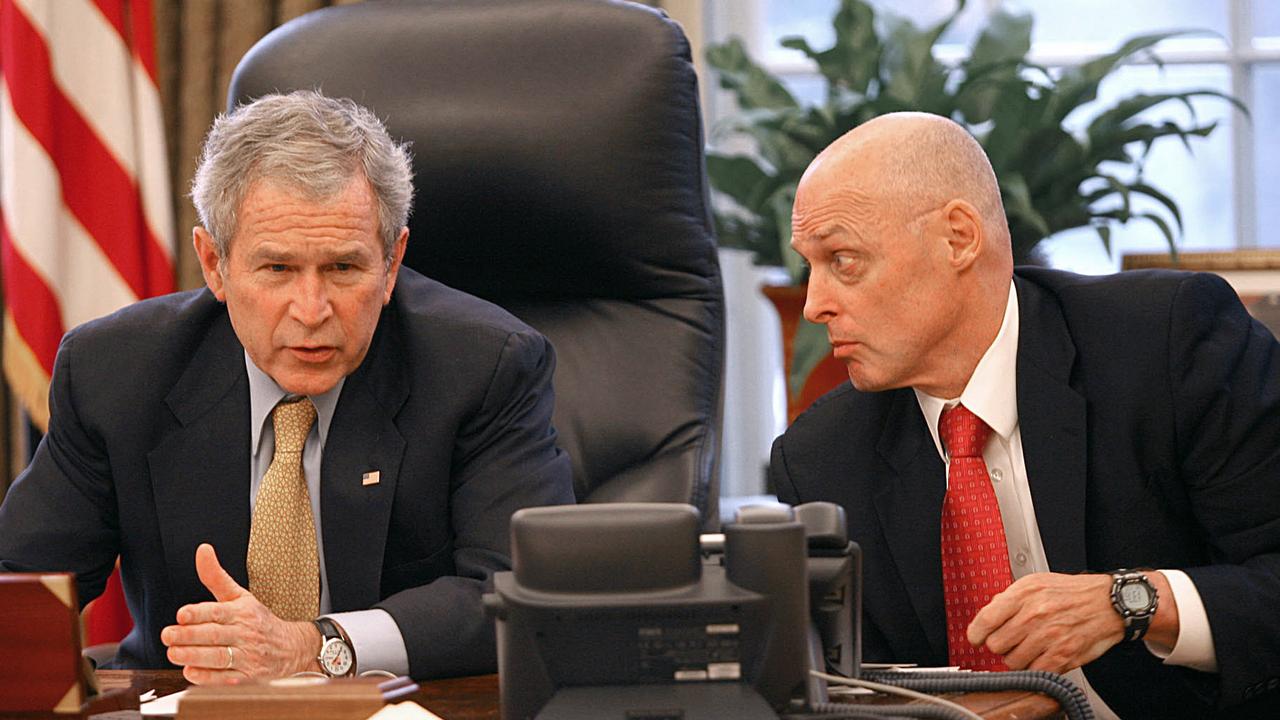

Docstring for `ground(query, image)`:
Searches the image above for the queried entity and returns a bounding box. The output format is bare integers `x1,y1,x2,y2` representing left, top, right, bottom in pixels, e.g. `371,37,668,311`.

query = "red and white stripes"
0,0,173,430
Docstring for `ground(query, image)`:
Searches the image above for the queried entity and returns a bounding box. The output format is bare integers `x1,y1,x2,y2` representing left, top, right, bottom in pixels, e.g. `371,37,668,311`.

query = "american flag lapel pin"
362,470,381,486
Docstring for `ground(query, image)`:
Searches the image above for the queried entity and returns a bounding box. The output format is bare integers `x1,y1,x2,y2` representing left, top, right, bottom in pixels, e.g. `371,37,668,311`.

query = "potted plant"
705,0,1245,421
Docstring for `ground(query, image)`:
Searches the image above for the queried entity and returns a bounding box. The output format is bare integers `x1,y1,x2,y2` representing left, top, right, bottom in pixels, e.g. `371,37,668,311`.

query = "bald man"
771,112,1280,719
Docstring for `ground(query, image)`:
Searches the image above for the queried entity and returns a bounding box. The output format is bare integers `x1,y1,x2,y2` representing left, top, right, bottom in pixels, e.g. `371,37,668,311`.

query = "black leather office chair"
229,0,725,527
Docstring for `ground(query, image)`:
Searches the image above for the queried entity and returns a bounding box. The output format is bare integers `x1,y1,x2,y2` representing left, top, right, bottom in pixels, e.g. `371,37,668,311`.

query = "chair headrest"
230,0,717,302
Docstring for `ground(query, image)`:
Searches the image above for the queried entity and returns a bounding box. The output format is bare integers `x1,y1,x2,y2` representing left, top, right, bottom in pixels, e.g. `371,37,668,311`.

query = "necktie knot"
939,403,991,459
272,397,316,454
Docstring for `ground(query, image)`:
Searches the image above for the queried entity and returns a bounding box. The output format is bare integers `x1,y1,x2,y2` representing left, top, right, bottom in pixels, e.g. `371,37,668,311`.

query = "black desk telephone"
483,502,1090,720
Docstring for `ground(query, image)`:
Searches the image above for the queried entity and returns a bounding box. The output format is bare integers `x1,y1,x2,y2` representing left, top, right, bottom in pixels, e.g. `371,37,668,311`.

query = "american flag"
1,0,174,644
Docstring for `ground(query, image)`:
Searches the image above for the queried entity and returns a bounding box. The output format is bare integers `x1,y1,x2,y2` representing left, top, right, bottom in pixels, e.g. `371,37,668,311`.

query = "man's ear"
941,199,983,271
193,227,227,301
382,227,409,305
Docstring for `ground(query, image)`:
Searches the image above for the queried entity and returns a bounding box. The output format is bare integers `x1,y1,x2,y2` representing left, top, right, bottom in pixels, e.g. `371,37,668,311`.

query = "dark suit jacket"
0,267,575,679
771,268,1280,718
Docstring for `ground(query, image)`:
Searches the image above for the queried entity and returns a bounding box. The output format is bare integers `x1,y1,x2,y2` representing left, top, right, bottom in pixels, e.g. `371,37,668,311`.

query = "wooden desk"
92,670,1062,720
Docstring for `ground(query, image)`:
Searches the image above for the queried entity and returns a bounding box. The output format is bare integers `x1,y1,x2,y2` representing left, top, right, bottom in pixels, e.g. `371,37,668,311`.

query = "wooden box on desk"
0,572,135,717
177,675,419,720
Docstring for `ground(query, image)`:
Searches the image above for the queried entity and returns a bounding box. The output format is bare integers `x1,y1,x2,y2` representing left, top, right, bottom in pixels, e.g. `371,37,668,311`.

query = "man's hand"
160,544,322,684
967,571,1178,673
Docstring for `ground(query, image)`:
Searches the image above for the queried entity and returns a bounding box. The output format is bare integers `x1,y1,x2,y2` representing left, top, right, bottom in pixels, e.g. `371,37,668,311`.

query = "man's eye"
832,255,857,271
268,264,288,273
333,263,353,272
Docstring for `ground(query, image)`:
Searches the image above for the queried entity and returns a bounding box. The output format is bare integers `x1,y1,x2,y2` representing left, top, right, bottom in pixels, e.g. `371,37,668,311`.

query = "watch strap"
1122,611,1151,642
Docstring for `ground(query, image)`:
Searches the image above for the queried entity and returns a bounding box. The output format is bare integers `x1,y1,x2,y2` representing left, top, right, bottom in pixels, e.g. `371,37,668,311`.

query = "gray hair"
191,90,414,263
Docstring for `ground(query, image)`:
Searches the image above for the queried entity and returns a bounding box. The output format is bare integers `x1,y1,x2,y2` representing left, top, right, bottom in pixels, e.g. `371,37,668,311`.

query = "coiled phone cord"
860,669,1093,720
791,668,1094,720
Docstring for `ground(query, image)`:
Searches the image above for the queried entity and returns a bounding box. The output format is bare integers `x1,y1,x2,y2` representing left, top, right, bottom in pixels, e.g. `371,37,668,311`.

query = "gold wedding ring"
223,645,235,670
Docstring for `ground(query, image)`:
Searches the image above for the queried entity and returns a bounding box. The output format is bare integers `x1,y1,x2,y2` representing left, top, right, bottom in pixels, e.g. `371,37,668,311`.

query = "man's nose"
290,272,334,327
803,269,836,325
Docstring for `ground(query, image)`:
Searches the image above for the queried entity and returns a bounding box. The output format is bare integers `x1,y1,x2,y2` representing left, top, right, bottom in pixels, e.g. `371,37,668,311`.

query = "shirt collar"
914,279,1020,458
246,352,344,459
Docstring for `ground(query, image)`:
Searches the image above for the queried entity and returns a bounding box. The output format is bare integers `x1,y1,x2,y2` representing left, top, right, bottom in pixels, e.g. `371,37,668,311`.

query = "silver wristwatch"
314,617,356,677
1109,570,1158,642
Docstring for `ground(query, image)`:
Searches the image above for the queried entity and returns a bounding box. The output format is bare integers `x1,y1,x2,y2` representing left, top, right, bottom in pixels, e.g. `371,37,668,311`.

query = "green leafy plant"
706,0,1245,396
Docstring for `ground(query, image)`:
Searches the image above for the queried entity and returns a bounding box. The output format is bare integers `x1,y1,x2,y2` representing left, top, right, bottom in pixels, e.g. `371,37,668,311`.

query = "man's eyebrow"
247,245,295,262
810,225,851,245
791,224,839,251
332,247,375,263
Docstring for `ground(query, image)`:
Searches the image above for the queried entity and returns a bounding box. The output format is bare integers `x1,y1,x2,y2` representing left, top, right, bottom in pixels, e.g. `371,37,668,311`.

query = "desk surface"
94,670,1062,720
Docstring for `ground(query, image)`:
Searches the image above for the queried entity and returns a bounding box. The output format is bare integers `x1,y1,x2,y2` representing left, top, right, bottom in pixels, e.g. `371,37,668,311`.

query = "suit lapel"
1014,275,1089,573
148,313,253,598
320,317,408,612
874,389,949,661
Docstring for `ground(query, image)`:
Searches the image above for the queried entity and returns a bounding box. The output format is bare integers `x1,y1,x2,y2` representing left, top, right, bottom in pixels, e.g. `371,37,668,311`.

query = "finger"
176,600,235,626
979,594,1038,657
999,633,1045,671
195,543,247,603
161,624,179,647
162,622,238,648
982,614,1030,657
967,587,1022,647
167,644,238,670
182,664,248,686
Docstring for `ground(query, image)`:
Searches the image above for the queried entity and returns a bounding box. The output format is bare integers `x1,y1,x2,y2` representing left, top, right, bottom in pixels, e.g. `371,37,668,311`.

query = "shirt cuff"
324,609,410,677
1144,569,1218,673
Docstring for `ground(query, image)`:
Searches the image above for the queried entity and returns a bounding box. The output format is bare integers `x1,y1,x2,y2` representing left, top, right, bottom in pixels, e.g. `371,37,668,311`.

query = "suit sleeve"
1168,273,1280,708
770,435,802,508
374,329,574,678
0,328,119,605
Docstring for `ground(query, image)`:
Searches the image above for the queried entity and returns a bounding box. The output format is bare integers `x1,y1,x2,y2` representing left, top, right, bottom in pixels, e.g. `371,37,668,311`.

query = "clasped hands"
160,543,321,684
965,570,1177,673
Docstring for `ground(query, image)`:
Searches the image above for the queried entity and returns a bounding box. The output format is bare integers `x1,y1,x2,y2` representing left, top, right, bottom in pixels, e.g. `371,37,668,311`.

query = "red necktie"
939,403,1012,671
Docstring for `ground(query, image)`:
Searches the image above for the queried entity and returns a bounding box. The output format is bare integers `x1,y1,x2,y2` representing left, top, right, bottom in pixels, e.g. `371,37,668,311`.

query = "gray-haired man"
0,90,574,682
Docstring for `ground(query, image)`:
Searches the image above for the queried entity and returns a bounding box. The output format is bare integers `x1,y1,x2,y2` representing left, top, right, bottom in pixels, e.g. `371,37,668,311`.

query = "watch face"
320,638,354,676
1120,582,1153,610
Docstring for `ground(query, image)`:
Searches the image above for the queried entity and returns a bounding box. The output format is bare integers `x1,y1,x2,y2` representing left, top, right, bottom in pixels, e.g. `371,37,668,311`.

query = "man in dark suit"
0,91,574,683
772,112,1280,718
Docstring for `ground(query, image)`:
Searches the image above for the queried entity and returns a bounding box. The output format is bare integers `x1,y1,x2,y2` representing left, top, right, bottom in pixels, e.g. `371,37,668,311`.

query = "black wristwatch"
313,617,356,677
1110,570,1158,642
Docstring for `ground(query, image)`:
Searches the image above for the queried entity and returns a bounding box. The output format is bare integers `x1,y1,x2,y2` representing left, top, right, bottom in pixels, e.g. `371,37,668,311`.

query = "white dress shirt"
912,281,1218,719
246,353,409,675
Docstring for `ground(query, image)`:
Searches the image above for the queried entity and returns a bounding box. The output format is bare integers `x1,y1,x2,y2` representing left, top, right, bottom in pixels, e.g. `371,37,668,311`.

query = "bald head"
799,112,1011,262
791,113,1015,397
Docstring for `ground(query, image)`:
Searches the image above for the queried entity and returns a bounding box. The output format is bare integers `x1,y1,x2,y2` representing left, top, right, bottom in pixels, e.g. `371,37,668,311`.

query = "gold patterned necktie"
247,397,320,621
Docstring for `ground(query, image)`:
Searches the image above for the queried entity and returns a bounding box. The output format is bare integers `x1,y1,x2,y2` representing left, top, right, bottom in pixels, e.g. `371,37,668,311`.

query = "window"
704,0,1280,272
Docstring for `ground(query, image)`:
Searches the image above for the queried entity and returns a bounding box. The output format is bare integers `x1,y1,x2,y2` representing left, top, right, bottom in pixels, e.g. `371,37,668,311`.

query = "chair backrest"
229,0,725,527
